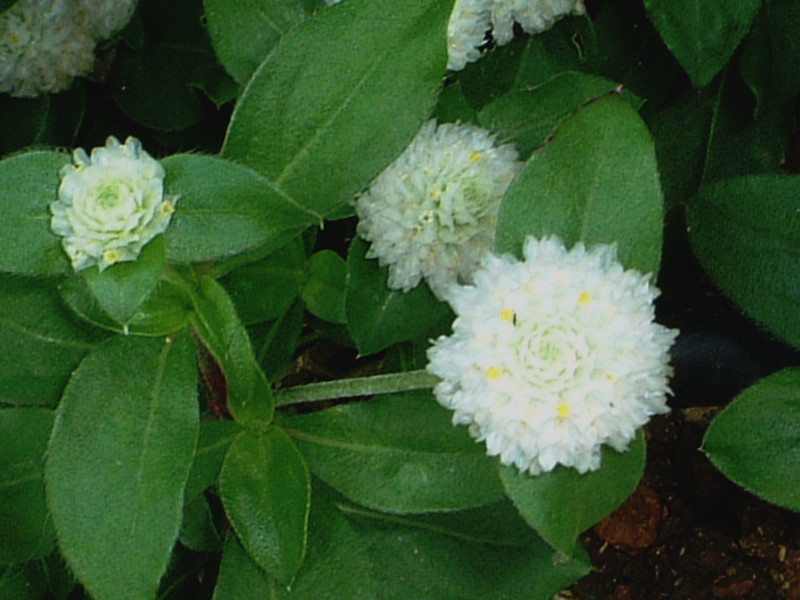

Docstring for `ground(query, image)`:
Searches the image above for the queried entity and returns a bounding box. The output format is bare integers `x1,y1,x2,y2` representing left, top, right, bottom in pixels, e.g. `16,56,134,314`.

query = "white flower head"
50,136,177,272
356,120,522,300
427,236,678,475
78,0,138,40
448,0,586,70
0,0,95,97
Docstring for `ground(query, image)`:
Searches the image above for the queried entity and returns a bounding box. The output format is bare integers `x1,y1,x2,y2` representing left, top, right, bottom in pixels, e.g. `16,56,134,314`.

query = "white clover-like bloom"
427,236,678,475
448,0,586,70
78,0,137,40
50,136,177,272
356,120,522,300
0,0,95,97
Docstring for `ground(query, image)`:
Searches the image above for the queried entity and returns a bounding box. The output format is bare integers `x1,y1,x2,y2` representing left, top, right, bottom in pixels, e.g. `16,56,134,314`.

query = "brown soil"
566,409,800,600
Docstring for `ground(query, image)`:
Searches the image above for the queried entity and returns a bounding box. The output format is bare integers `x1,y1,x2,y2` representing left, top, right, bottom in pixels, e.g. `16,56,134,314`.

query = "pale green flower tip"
427,235,678,476
49,136,175,272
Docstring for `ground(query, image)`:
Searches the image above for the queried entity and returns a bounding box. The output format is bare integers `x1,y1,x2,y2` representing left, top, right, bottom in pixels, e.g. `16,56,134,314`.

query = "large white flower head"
78,0,138,40
356,120,522,300
50,136,177,272
0,0,95,97
448,0,586,70
427,236,678,475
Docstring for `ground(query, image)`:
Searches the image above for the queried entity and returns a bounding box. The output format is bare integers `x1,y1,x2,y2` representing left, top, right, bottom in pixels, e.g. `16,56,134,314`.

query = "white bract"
355,120,522,300
448,0,586,70
0,0,95,97
427,236,678,475
50,136,177,272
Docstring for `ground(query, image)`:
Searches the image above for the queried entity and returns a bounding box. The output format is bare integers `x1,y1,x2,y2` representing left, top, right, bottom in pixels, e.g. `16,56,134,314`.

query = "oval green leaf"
702,368,800,511
496,95,663,275
0,407,55,562
643,0,761,87
500,430,646,555
0,151,71,276
189,275,275,428
280,392,505,514
83,235,166,327
686,175,800,349
45,332,199,600
222,0,451,218
0,276,104,406
478,71,620,158
203,0,308,84
301,249,347,324
219,427,310,585
163,154,319,265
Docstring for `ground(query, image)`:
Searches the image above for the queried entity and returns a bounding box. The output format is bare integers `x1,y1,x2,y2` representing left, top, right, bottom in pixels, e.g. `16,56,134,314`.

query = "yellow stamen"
468,151,482,163
606,373,617,383
500,308,514,322
486,366,503,380
556,403,570,419
102,249,121,265
578,291,591,305
430,187,441,200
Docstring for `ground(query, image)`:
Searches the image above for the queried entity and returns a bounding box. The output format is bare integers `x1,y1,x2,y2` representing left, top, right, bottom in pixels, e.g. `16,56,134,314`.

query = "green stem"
274,369,439,407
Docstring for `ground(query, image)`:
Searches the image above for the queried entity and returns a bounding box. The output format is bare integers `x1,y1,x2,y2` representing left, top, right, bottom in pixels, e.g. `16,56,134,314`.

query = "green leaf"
189,275,275,428
478,71,620,158
110,44,237,131
59,274,192,337
45,332,199,600
163,154,319,265
280,392,505,514
686,175,800,349
251,299,305,383
497,95,664,275
501,430,646,555
184,419,243,502
740,0,800,115
83,236,166,327
301,250,347,324
222,0,451,218
345,237,452,356
643,0,762,87
213,482,591,600
0,276,103,406
0,408,55,562
203,0,308,84
179,494,222,552
221,240,305,326
702,367,800,511
0,151,71,276
0,563,50,600
219,427,311,584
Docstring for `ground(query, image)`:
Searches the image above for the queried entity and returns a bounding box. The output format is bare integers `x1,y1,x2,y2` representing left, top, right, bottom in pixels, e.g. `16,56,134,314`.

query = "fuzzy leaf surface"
219,427,310,584
281,392,505,514
497,96,663,275
500,431,646,555
702,368,800,511
687,175,800,349
0,407,55,562
163,154,318,265
45,333,198,600
222,0,451,218
643,0,761,87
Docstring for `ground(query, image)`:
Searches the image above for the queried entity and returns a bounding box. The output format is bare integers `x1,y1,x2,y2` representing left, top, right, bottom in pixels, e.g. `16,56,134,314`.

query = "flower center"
512,317,594,390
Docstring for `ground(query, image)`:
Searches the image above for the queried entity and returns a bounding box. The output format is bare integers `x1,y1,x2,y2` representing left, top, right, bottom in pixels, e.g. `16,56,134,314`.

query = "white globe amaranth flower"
448,0,586,70
355,120,522,300
427,236,678,475
0,0,95,97
77,0,137,40
50,136,177,272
